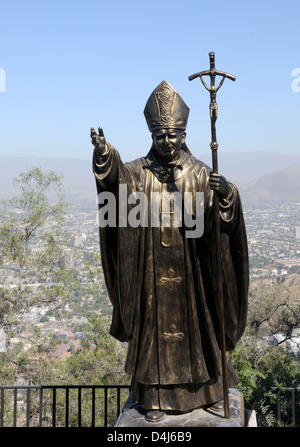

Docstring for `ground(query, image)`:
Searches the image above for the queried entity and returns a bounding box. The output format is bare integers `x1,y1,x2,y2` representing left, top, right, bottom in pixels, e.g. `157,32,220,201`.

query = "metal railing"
0,385,299,427
0,384,130,427
264,387,300,427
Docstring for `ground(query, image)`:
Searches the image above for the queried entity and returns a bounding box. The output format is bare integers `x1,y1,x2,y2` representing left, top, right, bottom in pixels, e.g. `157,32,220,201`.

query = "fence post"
39,387,43,427
65,387,69,427
26,388,30,427
92,387,95,427
78,387,82,427
13,388,17,427
52,388,56,427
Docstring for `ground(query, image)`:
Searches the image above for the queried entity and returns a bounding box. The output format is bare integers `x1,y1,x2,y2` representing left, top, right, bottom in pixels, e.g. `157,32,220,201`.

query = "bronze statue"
91,79,248,423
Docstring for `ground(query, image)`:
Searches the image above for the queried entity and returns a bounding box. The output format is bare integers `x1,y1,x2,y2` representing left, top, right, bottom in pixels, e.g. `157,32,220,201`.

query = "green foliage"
231,343,266,404
51,316,130,426
0,167,131,426
0,167,72,331
232,276,300,426
0,167,80,384
63,315,128,386
0,314,129,427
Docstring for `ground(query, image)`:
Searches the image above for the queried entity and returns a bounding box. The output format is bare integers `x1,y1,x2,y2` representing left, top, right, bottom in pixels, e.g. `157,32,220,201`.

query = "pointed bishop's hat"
144,81,190,133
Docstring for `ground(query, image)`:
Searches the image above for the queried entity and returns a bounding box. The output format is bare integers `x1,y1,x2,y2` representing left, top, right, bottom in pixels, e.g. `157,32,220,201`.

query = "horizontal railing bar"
0,385,131,390
2,385,297,391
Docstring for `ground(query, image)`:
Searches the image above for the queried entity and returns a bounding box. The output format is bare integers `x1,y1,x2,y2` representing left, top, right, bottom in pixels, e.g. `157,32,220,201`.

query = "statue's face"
152,128,185,162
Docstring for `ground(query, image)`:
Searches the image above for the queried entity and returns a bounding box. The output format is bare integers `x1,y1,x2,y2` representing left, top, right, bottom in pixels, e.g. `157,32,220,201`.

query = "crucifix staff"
188,52,236,419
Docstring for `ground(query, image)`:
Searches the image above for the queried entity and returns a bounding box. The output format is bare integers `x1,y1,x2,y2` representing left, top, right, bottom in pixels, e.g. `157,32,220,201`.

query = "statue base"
115,388,257,427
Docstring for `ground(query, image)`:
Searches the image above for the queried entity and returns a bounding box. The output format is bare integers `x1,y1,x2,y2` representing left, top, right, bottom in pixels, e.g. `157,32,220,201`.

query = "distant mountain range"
238,167,300,202
0,151,299,203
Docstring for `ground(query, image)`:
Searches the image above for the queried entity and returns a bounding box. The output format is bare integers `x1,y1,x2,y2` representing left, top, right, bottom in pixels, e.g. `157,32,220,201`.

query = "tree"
247,274,300,344
0,167,71,329
0,167,130,426
232,274,300,426
64,314,128,386
0,167,77,383
58,315,129,427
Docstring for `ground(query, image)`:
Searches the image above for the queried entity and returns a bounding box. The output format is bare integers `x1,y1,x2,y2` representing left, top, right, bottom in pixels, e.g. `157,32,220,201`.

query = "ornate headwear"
144,81,190,133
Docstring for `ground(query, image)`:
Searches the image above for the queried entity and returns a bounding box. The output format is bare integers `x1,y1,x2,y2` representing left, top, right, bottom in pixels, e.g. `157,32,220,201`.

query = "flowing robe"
93,144,248,411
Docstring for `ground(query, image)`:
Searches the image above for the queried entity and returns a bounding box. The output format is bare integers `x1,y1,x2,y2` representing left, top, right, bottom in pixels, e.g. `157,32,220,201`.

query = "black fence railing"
0,385,299,427
263,387,300,427
0,385,130,428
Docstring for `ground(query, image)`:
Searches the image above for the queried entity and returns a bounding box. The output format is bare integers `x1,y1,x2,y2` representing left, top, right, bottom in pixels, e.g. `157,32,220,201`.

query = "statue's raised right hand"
90,127,107,154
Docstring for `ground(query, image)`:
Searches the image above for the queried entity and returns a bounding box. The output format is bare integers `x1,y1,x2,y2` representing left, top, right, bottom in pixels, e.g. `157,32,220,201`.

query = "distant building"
295,226,300,240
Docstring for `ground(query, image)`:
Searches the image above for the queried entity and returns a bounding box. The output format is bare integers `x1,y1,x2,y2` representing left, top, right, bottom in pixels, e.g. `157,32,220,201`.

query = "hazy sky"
0,0,299,162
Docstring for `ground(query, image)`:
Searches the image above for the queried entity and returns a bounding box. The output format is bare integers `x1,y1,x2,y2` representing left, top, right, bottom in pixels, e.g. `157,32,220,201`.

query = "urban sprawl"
1,199,299,367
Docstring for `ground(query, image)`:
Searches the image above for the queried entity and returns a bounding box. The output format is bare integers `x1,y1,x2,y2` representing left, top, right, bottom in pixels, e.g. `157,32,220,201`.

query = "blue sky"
0,0,299,162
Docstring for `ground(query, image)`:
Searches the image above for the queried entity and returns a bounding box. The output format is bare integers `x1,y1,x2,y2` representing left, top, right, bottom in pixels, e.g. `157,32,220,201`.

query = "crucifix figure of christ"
91,79,248,423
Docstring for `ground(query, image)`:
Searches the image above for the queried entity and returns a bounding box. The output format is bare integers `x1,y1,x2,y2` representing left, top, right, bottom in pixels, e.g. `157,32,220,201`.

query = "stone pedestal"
115,388,257,427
